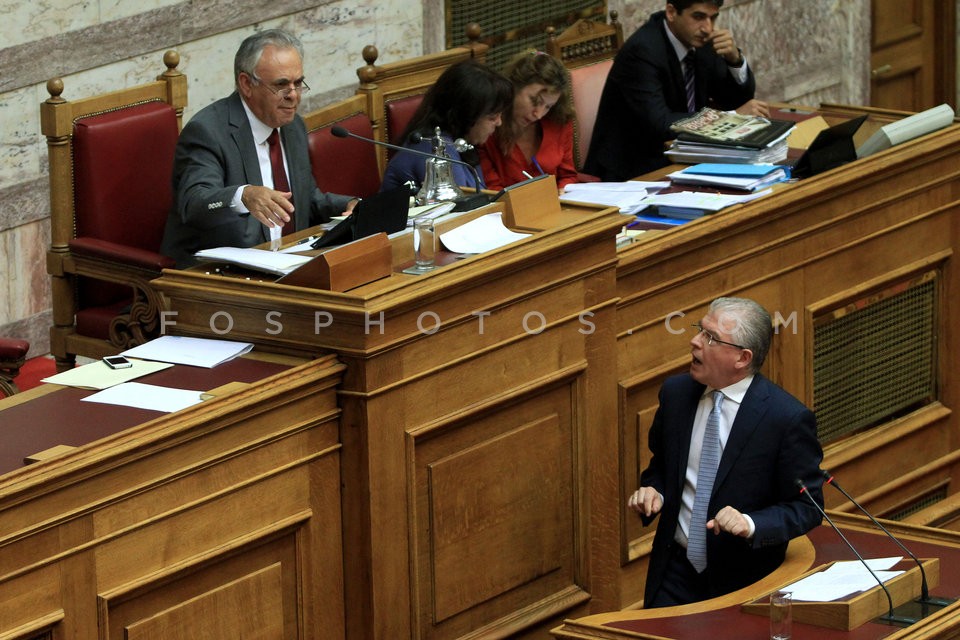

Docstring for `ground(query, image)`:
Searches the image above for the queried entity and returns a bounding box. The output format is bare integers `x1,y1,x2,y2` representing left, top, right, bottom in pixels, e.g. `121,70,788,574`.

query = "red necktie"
267,128,294,236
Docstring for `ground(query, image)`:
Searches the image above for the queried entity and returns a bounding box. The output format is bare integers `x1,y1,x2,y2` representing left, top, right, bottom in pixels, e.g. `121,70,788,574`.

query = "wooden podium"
153,192,627,640
552,513,960,640
741,557,939,630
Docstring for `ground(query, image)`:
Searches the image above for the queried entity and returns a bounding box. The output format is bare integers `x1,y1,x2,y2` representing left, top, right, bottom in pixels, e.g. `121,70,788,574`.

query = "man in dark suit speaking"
584,1,769,181
162,29,358,267
628,297,824,607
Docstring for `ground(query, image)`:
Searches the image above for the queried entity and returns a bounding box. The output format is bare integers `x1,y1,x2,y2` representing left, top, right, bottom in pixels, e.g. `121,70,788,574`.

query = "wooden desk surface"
0,356,293,475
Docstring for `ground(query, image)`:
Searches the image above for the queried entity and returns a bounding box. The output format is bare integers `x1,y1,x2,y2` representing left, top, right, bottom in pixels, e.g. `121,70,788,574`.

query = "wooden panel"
415,387,579,638
123,564,284,640
0,356,345,640
870,0,954,110
154,203,624,640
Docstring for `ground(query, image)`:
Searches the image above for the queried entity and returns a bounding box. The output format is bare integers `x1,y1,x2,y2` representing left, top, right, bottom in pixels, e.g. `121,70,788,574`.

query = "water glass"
770,590,792,640
413,216,437,270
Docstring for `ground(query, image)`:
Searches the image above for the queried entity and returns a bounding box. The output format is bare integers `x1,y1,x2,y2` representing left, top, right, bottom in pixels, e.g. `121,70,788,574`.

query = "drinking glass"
770,590,792,640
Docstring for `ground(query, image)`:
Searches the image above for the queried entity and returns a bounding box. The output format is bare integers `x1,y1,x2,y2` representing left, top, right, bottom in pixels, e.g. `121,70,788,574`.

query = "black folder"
790,114,867,178
311,186,410,249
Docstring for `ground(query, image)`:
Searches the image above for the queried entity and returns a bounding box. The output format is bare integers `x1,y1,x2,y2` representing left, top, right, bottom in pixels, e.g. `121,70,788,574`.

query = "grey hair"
234,29,304,88
709,297,773,371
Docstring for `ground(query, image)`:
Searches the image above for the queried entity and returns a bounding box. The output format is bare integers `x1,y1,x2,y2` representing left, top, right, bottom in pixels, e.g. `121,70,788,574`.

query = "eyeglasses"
692,323,746,350
250,73,311,98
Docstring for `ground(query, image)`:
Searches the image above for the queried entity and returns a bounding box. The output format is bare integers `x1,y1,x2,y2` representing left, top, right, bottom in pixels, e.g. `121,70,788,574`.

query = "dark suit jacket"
640,373,823,605
583,11,757,181
161,92,353,268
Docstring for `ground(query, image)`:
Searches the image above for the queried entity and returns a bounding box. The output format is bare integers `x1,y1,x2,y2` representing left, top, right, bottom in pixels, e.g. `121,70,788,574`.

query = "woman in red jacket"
479,51,578,191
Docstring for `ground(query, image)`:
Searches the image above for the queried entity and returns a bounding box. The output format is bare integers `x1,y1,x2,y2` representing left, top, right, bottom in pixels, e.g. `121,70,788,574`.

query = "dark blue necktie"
683,51,696,113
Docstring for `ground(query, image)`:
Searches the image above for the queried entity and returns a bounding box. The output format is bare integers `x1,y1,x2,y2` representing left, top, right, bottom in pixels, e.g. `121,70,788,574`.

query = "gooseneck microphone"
329,125,485,196
796,479,915,626
822,469,954,608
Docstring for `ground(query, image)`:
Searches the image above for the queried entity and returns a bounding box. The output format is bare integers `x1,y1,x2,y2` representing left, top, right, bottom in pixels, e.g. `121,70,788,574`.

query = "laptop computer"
310,186,411,249
789,114,868,179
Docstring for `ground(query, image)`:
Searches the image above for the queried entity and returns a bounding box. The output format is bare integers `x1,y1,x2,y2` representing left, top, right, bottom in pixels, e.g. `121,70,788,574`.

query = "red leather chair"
384,94,423,150
356,25,489,177
0,338,29,398
42,51,187,371
305,94,382,199
546,12,624,172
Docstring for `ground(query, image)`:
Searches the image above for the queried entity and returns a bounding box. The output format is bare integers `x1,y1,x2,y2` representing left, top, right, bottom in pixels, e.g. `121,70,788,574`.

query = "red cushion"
308,113,382,198
0,339,29,361
76,300,131,341
385,94,423,147
570,59,614,170
72,101,179,252
69,237,176,271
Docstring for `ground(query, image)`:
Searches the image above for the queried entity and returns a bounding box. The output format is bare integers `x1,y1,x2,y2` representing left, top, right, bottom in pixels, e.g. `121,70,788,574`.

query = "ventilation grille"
885,486,947,521
446,0,607,70
813,273,938,444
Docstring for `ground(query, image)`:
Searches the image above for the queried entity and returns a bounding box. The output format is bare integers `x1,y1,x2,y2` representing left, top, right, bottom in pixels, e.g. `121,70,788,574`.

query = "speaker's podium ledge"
741,557,939,631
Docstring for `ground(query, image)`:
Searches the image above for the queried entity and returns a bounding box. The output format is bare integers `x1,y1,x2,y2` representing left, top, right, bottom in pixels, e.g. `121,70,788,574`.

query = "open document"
194,247,312,275
122,336,254,368
439,212,530,254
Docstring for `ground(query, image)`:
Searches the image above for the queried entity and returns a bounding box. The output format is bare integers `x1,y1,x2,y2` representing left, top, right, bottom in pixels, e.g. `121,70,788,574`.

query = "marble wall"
0,0,900,356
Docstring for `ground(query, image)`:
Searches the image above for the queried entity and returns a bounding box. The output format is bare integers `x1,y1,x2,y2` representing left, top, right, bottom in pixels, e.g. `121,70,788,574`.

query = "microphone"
330,126,488,208
822,469,953,608
796,478,915,626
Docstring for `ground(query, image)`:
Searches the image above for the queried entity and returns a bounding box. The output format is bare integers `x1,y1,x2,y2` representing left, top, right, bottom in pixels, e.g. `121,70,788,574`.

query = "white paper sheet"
81,381,205,413
122,336,254,368
439,212,530,254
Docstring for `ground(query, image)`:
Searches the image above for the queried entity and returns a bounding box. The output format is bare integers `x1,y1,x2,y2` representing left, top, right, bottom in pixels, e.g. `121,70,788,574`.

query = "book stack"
665,108,794,164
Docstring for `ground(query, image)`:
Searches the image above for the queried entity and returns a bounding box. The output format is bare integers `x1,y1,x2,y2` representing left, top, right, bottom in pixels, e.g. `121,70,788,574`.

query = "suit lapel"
279,123,310,230
228,94,270,244
674,379,706,496
714,375,770,490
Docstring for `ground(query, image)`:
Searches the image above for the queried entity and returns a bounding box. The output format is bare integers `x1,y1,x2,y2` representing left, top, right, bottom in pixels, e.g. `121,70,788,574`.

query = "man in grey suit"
628,297,824,607
161,29,358,268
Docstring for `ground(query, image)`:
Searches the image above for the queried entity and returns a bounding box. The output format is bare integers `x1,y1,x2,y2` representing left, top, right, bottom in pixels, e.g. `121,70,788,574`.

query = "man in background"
162,29,357,267
628,297,823,607
584,1,769,181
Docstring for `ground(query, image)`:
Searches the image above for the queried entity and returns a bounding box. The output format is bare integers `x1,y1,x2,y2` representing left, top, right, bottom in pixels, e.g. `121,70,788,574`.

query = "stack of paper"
560,181,669,214
668,163,790,191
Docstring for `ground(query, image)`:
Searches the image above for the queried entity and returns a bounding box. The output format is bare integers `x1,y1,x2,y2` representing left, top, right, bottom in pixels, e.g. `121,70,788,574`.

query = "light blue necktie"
687,390,723,573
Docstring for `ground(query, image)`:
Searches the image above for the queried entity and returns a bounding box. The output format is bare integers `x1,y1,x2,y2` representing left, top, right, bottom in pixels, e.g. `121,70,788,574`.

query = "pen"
522,170,534,179
532,157,546,175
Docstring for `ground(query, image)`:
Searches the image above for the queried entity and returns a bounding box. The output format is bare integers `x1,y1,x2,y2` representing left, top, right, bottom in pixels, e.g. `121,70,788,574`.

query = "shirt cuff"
729,57,750,85
232,186,249,213
743,513,756,538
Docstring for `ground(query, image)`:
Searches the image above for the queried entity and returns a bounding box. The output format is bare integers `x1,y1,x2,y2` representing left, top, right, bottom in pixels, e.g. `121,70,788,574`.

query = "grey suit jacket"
639,373,824,604
161,92,353,267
